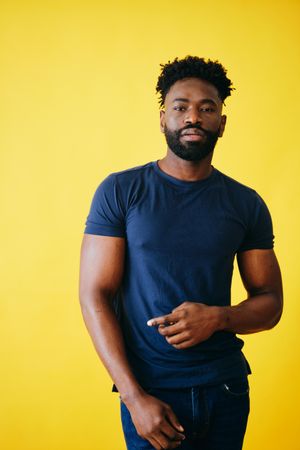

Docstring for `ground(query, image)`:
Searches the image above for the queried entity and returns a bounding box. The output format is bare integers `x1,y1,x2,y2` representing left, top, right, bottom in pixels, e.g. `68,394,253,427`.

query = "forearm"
80,293,186,449
80,293,144,403
218,292,283,334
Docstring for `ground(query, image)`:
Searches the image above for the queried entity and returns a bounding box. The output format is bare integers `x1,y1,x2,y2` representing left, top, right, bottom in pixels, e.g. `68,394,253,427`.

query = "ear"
160,110,165,133
218,114,227,137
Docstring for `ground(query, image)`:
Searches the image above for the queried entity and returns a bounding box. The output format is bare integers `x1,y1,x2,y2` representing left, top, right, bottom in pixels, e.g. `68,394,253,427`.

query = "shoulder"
108,161,154,185
94,161,155,210
215,169,265,205
216,169,255,194
93,161,154,193
215,169,273,234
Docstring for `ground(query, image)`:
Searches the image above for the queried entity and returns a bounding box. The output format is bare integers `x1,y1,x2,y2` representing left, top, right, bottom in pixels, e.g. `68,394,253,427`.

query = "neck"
158,149,214,182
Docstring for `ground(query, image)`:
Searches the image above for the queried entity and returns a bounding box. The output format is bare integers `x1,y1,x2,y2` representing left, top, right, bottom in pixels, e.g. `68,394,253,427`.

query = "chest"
125,187,247,257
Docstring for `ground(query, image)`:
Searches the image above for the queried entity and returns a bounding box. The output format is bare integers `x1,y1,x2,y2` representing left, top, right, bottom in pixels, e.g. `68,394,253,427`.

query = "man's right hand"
79,235,185,448
123,392,185,449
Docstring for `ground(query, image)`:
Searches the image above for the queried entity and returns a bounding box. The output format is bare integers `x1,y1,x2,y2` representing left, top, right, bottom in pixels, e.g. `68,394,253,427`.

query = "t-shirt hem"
111,350,251,392
84,226,125,238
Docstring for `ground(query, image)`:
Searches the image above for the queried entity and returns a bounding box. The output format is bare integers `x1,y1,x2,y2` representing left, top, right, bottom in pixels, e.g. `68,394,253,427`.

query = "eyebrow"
172,97,218,106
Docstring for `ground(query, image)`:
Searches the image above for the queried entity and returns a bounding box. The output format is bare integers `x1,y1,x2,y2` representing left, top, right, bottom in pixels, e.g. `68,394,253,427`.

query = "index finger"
147,313,177,327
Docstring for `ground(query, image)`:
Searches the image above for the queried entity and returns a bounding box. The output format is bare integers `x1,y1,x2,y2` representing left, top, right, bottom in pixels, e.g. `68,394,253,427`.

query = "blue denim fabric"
120,377,250,450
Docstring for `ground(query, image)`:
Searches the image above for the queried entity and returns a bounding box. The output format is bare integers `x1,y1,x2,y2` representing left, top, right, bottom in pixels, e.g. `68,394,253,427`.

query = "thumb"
165,407,184,433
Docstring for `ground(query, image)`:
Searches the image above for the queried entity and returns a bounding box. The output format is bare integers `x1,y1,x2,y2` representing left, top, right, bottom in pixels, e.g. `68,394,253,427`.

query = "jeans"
120,377,250,450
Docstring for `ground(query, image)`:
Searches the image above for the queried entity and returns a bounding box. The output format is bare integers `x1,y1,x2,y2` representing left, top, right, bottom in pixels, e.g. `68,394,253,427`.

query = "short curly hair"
156,55,234,108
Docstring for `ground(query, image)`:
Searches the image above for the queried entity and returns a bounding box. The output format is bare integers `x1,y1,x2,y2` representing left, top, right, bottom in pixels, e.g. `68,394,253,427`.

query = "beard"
163,124,220,162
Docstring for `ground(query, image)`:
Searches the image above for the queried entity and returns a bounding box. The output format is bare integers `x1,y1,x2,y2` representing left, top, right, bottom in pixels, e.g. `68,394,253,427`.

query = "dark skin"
79,77,283,450
80,235,185,450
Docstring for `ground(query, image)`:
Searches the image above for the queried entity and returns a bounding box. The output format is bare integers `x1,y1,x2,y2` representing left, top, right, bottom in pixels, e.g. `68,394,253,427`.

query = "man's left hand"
147,302,223,349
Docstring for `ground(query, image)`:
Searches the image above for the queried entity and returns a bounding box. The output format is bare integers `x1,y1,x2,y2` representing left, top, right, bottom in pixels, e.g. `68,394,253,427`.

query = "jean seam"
191,386,196,430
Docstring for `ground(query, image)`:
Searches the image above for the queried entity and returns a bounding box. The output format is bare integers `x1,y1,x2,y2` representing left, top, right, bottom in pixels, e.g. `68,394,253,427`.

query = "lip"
181,128,205,137
181,134,204,141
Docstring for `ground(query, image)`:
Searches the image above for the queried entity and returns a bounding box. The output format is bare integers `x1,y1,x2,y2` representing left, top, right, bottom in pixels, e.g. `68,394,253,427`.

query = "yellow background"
1,0,299,449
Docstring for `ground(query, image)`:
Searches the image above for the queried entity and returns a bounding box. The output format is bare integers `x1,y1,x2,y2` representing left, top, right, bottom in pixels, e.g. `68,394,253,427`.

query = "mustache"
178,124,209,136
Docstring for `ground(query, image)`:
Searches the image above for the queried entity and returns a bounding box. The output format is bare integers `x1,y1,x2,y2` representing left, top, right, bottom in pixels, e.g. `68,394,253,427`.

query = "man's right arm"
79,234,185,450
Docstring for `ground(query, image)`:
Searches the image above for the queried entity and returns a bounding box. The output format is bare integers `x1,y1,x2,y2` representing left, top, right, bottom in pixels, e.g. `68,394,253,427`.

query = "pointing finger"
147,313,177,327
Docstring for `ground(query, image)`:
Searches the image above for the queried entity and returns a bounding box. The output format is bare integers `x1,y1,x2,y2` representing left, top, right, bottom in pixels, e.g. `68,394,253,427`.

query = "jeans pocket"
222,378,250,397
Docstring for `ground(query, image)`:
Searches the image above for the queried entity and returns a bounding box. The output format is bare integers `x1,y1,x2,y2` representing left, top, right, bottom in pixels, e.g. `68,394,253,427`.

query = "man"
79,56,283,450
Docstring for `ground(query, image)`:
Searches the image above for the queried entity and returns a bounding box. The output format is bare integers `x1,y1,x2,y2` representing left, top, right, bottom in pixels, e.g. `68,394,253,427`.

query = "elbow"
78,286,91,308
268,292,284,329
78,290,93,316
78,286,115,312
271,309,283,329
79,293,107,318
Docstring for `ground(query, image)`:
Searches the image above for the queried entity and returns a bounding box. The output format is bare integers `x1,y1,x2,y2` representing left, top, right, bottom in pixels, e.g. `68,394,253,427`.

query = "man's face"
160,78,227,162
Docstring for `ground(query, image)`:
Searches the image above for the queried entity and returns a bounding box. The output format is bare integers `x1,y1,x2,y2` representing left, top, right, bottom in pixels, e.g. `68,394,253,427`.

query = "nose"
184,108,201,125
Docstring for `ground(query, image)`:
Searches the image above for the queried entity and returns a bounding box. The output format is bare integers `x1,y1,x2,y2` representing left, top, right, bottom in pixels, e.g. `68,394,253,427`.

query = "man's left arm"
219,248,283,334
147,249,283,349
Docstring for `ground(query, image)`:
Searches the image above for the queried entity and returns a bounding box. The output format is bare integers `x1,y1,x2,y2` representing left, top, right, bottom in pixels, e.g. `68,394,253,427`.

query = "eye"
200,106,215,113
173,105,186,111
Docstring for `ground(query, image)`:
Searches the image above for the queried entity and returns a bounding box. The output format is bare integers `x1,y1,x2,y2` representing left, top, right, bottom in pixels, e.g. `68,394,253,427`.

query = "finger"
172,339,194,349
165,408,184,433
162,439,183,449
156,432,184,450
166,332,190,345
160,422,185,441
158,322,182,336
148,437,162,450
153,432,172,450
151,429,183,450
147,312,178,327
172,302,189,312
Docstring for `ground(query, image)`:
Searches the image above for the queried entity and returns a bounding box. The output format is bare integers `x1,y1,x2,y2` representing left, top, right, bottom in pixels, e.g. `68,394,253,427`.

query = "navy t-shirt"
84,161,274,389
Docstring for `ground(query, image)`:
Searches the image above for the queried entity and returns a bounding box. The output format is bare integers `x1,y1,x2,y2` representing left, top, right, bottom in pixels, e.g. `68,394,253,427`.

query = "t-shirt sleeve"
84,174,126,237
238,193,274,252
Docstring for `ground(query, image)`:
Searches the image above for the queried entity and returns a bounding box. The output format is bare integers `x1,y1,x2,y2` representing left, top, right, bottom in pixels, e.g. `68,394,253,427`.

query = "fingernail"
147,320,153,326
